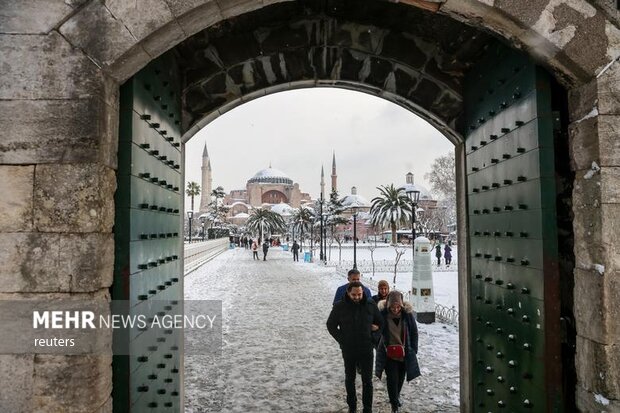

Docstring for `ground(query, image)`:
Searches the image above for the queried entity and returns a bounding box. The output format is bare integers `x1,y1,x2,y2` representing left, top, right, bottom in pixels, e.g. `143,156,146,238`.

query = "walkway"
184,247,460,413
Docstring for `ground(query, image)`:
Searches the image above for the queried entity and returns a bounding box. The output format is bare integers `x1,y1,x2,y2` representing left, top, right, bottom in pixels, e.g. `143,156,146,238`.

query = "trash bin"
282,244,289,251
304,251,312,262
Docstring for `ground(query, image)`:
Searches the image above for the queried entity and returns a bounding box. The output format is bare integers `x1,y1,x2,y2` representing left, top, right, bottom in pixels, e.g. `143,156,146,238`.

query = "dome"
341,194,371,208
247,167,293,185
341,186,370,209
399,183,432,200
270,202,294,216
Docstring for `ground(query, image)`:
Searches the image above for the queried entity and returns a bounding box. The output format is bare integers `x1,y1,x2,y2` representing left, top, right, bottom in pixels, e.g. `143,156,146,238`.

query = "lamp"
350,204,360,270
187,210,194,243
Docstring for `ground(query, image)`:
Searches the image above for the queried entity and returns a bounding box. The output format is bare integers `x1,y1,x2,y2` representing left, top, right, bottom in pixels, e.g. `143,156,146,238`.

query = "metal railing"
184,238,229,275
435,303,459,325
325,258,457,273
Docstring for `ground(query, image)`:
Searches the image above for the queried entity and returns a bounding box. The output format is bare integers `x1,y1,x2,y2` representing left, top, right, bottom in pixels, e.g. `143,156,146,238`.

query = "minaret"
320,165,325,200
331,151,337,193
406,172,414,185
199,143,212,212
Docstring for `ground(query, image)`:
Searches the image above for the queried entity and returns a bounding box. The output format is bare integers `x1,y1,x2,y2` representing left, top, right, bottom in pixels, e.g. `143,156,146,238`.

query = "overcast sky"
184,88,453,208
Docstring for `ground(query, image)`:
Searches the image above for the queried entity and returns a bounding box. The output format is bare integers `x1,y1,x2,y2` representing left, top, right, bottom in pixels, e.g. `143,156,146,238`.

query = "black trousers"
263,251,268,260
293,251,299,261
385,358,406,408
253,251,258,260
343,351,373,412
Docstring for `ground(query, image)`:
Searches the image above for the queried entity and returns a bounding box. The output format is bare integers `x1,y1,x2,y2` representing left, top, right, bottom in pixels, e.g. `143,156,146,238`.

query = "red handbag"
386,344,405,359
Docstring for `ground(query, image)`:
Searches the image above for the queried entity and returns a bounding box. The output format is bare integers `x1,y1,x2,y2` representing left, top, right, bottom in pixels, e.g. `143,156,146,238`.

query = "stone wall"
0,0,618,411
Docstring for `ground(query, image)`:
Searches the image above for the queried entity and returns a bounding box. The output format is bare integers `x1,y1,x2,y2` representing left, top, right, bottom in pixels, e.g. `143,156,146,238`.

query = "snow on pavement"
184,247,460,413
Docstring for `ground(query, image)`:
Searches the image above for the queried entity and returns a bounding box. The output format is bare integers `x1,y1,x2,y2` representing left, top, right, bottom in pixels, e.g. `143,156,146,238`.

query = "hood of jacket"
377,299,413,314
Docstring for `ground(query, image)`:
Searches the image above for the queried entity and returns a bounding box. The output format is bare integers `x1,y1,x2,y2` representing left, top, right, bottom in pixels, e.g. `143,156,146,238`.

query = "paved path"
184,247,460,413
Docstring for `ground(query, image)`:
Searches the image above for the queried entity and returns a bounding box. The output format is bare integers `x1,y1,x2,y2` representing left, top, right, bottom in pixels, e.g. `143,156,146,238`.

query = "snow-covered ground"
184,247,460,412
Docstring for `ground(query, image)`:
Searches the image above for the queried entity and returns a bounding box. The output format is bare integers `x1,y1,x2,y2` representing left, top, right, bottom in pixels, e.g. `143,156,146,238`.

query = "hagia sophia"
197,143,436,229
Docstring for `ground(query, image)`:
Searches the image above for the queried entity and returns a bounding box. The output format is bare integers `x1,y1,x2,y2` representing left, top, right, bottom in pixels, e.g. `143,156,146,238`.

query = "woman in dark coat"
444,244,452,266
434,243,442,266
375,291,420,413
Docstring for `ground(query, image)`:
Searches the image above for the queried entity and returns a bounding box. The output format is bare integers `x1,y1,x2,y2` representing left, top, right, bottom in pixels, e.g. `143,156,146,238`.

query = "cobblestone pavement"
184,247,460,413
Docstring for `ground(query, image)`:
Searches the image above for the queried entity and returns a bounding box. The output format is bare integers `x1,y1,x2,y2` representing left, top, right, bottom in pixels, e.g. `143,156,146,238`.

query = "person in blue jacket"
333,268,372,305
375,290,421,413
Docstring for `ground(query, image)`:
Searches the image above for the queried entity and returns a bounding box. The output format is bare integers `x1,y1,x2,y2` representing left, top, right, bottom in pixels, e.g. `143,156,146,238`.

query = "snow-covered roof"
270,202,294,216
399,183,432,200
341,194,370,209
230,201,249,207
233,212,249,218
247,167,293,185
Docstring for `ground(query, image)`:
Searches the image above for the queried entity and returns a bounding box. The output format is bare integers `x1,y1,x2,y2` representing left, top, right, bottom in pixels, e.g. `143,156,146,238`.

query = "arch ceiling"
175,0,501,142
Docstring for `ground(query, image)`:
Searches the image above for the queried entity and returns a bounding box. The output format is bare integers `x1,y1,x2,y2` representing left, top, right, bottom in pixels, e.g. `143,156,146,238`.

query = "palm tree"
290,206,314,250
369,184,412,245
246,208,286,241
186,181,201,211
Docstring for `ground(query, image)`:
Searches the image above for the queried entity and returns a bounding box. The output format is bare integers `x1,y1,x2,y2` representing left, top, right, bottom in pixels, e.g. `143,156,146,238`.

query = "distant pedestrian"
444,244,452,266
333,269,373,305
291,240,300,262
372,280,390,304
327,282,384,413
375,291,420,413
435,244,442,267
262,239,270,261
252,240,259,260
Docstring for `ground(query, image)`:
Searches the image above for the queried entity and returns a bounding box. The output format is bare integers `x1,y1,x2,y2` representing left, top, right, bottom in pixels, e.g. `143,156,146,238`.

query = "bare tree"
367,225,379,278
393,247,406,285
425,152,457,227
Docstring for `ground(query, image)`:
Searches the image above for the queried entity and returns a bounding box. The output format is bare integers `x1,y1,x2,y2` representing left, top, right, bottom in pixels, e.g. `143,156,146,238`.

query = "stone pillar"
569,62,620,412
0,31,117,413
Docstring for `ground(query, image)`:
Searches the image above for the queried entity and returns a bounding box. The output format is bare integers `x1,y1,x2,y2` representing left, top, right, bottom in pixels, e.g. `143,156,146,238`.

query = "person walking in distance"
444,243,452,267
251,239,259,260
434,243,442,267
375,291,421,413
262,239,270,261
327,282,384,413
291,240,300,262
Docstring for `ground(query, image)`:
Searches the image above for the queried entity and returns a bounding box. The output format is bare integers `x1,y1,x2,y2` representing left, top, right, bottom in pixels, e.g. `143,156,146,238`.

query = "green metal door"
463,45,563,412
114,52,183,412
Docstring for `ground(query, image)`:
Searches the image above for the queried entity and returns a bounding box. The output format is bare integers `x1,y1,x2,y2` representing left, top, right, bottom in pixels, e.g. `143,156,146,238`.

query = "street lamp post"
319,195,324,262
405,189,420,309
187,210,194,243
300,218,304,252
351,206,359,270
323,213,328,264
310,220,314,261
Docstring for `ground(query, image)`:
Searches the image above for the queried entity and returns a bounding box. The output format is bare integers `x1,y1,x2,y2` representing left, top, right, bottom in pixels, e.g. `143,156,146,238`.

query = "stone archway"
1,1,619,412
261,190,288,204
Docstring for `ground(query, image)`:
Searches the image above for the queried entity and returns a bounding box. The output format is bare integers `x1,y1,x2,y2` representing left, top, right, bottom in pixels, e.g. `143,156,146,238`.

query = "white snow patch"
584,161,601,179
595,393,610,406
593,264,605,275
577,107,599,123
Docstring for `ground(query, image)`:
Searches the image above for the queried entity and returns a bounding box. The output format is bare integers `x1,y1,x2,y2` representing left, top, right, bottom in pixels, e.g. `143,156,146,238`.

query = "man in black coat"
262,239,269,261
291,240,300,261
327,282,384,413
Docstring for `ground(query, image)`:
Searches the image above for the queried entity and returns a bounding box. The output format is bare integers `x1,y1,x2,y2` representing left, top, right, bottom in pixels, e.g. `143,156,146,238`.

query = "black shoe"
391,406,399,413
348,408,356,413
397,399,402,407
